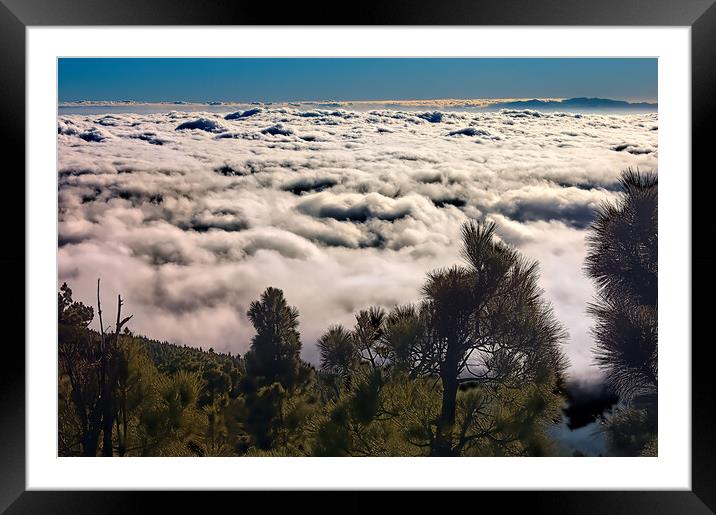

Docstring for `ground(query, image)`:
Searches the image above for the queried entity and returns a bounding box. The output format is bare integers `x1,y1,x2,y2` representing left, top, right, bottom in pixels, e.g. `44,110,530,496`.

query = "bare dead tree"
98,280,133,457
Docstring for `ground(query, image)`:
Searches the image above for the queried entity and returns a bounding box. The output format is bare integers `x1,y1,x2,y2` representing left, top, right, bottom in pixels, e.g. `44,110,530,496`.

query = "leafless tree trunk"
99,283,132,457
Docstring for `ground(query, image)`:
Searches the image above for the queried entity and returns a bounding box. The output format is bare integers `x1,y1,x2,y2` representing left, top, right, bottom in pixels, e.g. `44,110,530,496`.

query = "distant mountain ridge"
487,97,657,112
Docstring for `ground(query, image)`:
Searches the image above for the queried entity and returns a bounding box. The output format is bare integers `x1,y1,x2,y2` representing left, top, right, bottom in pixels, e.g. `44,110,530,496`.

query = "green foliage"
353,307,386,368
416,220,567,455
379,304,426,373
317,325,356,385
585,169,658,456
230,379,319,454
601,406,657,457
456,378,564,457
114,335,158,456
313,367,394,456
58,282,94,328
136,370,205,456
228,287,317,452
586,169,657,400
244,287,308,391
57,284,103,456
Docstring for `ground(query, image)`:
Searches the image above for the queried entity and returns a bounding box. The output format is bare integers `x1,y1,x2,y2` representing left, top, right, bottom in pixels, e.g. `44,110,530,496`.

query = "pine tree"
420,221,567,456
244,287,306,390
585,169,658,400
585,169,658,456
240,287,314,451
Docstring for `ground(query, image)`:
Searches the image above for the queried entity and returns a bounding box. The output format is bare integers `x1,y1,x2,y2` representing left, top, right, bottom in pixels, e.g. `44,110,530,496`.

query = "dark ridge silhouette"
487,97,657,112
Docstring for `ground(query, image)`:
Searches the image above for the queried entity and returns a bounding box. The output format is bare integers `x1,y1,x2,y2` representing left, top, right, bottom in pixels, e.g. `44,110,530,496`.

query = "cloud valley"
58,106,658,380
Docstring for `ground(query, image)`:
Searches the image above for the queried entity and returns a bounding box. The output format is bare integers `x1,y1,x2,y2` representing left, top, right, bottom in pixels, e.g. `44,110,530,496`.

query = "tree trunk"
432,374,459,456
101,375,114,456
101,294,133,457
82,426,101,457
83,393,104,457
118,388,128,457
431,331,462,457
97,279,114,457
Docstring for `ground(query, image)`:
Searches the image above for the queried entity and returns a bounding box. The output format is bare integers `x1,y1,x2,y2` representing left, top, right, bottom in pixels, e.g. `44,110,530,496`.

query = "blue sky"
58,58,657,103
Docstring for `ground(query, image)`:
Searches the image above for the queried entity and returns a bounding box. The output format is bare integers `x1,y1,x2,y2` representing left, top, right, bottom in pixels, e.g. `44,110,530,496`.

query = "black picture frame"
1,1,714,512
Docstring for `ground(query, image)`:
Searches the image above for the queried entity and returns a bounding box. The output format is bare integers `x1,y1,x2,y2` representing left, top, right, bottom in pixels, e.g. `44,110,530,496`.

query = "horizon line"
58,96,659,106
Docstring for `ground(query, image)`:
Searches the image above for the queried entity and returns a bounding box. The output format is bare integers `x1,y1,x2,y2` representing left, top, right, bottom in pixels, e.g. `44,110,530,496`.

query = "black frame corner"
3,0,715,512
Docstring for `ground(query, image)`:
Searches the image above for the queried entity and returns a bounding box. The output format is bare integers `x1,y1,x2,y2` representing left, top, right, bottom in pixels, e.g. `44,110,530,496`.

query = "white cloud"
58,106,658,380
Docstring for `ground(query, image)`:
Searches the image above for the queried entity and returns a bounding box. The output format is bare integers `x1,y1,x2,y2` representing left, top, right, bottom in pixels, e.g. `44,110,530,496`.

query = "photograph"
56,57,658,458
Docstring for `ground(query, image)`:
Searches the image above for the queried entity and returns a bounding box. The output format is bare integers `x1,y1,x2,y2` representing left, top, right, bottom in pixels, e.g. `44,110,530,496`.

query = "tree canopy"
585,168,658,456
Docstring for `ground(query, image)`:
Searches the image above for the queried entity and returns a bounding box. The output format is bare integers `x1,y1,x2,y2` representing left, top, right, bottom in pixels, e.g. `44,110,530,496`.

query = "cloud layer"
58,106,658,379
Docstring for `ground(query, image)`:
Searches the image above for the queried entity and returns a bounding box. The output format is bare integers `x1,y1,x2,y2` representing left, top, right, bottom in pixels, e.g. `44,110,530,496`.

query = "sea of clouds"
57,105,657,381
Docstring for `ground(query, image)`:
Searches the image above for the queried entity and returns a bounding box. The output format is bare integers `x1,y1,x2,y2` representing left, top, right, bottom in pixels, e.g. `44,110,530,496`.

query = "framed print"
2,0,715,512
